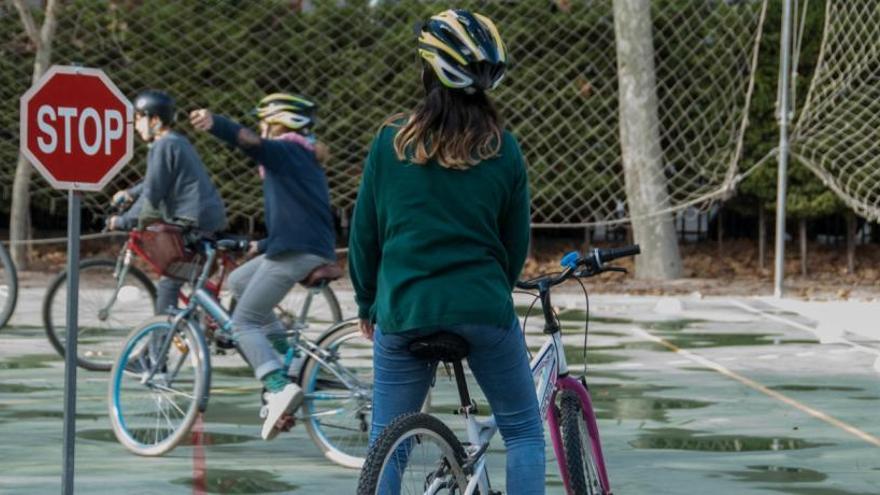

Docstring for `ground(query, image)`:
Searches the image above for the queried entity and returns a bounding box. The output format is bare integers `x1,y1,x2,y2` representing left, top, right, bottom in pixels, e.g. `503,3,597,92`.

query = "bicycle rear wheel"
0,243,17,329
108,316,207,456
559,389,607,495
299,320,373,468
277,285,342,336
43,258,157,371
357,412,468,495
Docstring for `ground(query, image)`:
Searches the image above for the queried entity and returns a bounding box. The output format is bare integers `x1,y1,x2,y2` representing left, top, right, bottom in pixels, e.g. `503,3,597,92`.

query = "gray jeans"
156,277,183,315
228,251,330,379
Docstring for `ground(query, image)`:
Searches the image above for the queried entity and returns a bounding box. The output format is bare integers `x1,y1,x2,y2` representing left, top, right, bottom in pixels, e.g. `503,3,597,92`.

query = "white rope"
2,232,350,256
1,232,125,246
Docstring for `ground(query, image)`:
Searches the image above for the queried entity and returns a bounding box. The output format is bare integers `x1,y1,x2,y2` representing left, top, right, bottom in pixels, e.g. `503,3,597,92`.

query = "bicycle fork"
99,248,135,321
549,376,612,495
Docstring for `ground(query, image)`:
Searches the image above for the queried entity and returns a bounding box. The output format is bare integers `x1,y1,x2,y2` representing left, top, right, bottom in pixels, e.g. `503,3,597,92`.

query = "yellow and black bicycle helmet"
418,9,508,93
255,93,317,130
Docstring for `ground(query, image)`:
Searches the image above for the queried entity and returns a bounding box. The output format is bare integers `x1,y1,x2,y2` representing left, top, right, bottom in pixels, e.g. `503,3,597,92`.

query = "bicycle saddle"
301,263,343,288
408,332,470,362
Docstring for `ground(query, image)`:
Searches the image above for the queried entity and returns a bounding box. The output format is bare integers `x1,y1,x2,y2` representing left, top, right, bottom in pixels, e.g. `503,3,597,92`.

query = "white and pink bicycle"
357,245,640,495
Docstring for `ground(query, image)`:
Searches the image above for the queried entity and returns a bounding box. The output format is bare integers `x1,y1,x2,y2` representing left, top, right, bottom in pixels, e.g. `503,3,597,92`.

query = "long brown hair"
385,68,503,170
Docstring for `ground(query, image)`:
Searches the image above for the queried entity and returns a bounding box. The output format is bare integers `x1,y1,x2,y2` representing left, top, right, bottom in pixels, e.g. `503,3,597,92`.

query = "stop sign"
20,65,133,191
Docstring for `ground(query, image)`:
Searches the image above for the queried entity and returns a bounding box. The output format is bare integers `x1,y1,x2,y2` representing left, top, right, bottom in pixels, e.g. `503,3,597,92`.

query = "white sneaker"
261,383,304,441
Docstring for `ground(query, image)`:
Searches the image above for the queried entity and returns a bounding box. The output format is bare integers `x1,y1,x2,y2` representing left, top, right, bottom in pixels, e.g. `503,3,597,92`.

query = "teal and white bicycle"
108,237,373,468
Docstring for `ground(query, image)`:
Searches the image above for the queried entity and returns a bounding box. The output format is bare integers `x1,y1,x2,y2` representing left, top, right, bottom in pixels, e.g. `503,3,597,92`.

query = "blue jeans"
371,319,545,495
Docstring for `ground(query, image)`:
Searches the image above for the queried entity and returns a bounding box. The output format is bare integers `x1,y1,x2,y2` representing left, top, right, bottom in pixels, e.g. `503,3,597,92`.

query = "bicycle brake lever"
603,266,628,274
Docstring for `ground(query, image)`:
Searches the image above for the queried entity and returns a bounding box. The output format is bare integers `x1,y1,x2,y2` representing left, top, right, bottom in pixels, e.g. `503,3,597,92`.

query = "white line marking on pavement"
729,300,880,357
630,326,880,449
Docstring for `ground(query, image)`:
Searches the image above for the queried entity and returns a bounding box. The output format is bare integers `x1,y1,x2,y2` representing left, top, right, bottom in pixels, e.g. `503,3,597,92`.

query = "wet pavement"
1,288,878,494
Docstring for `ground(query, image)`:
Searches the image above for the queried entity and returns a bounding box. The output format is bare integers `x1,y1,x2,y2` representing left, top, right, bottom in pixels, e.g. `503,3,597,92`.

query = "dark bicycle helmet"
133,90,175,125
255,93,317,131
418,9,508,92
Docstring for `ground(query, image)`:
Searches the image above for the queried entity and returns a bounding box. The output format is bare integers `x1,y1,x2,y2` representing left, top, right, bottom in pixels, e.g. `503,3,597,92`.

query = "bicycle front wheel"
559,389,607,495
43,258,157,371
299,319,373,468
357,412,468,495
108,316,208,456
0,243,17,329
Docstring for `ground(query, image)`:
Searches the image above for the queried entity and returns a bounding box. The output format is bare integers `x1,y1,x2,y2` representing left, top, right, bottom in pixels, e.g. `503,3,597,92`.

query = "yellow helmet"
255,93,317,130
418,9,508,92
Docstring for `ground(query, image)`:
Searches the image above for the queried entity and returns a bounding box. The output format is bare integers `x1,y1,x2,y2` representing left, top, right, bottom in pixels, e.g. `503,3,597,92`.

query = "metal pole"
774,0,794,298
62,190,81,494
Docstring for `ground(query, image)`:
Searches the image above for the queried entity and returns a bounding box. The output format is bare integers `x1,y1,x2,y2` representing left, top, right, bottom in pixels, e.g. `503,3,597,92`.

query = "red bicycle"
42,224,342,371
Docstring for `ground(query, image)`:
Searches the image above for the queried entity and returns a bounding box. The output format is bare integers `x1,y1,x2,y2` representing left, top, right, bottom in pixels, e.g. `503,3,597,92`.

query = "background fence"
1,0,768,233
790,0,880,223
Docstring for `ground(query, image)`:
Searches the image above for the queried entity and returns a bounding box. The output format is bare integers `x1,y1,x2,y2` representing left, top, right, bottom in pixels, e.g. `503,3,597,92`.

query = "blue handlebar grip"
560,251,580,270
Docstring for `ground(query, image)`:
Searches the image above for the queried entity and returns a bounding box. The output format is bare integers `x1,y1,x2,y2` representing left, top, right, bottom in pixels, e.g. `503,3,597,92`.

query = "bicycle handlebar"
597,244,641,264
515,244,640,291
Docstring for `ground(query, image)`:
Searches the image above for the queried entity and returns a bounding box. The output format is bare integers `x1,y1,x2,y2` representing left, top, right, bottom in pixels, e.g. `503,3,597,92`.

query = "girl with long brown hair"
349,9,544,494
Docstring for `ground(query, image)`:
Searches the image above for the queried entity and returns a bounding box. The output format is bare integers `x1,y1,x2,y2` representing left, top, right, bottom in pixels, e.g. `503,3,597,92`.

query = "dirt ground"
520,237,880,300
12,235,880,300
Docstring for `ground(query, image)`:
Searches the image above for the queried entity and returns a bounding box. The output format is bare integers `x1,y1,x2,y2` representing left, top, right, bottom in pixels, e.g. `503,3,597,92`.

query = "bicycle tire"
559,389,605,495
357,412,468,495
277,284,343,332
0,243,18,329
108,315,208,456
43,258,157,371
299,319,372,468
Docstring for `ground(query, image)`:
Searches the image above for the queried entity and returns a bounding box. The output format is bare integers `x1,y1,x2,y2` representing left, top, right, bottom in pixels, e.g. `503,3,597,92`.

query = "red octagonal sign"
20,65,133,191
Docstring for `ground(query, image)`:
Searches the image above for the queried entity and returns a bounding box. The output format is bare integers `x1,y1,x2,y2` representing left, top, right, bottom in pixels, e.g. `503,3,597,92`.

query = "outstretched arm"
190,109,291,171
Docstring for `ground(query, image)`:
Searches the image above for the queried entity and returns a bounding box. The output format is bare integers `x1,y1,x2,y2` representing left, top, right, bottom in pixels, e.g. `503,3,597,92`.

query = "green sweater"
349,125,531,333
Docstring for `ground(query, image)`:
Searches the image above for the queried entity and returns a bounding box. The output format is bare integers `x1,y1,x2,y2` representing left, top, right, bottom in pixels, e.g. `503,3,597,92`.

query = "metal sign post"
62,190,81,495
774,0,793,298
19,65,133,494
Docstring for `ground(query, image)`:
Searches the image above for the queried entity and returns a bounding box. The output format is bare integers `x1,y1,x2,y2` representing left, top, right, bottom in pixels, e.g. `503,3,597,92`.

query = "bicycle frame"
144,243,364,415
455,330,611,495
101,232,236,324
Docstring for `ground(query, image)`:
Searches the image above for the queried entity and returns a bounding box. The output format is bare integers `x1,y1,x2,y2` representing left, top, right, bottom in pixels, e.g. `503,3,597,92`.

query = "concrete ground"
1,285,878,494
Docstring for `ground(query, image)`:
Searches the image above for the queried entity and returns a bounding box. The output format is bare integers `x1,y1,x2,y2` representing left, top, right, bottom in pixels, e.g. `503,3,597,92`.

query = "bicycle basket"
130,224,202,281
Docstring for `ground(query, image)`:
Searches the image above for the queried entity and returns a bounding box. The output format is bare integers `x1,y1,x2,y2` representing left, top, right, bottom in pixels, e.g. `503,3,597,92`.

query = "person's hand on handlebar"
189,109,214,132
111,190,133,208
246,241,260,258
106,215,125,231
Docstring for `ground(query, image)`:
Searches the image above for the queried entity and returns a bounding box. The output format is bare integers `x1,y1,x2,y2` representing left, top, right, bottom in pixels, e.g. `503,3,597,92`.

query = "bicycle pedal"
276,415,296,432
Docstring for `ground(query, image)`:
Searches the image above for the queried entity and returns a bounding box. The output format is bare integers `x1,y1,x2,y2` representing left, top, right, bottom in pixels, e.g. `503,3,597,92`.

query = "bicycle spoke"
155,389,189,415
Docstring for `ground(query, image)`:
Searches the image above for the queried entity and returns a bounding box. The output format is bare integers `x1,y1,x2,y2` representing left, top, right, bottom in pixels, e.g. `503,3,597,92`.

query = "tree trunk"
799,218,807,277
846,210,856,274
758,207,767,271
613,0,681,279
10,0,60,269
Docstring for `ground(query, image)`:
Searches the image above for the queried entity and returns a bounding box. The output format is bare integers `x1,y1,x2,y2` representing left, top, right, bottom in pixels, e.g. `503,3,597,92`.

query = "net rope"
791,0,880,222
0,0,767,230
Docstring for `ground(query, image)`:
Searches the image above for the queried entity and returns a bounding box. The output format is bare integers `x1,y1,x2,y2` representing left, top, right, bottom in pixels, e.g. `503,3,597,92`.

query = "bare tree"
613,0,682,279
9,0,60,269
